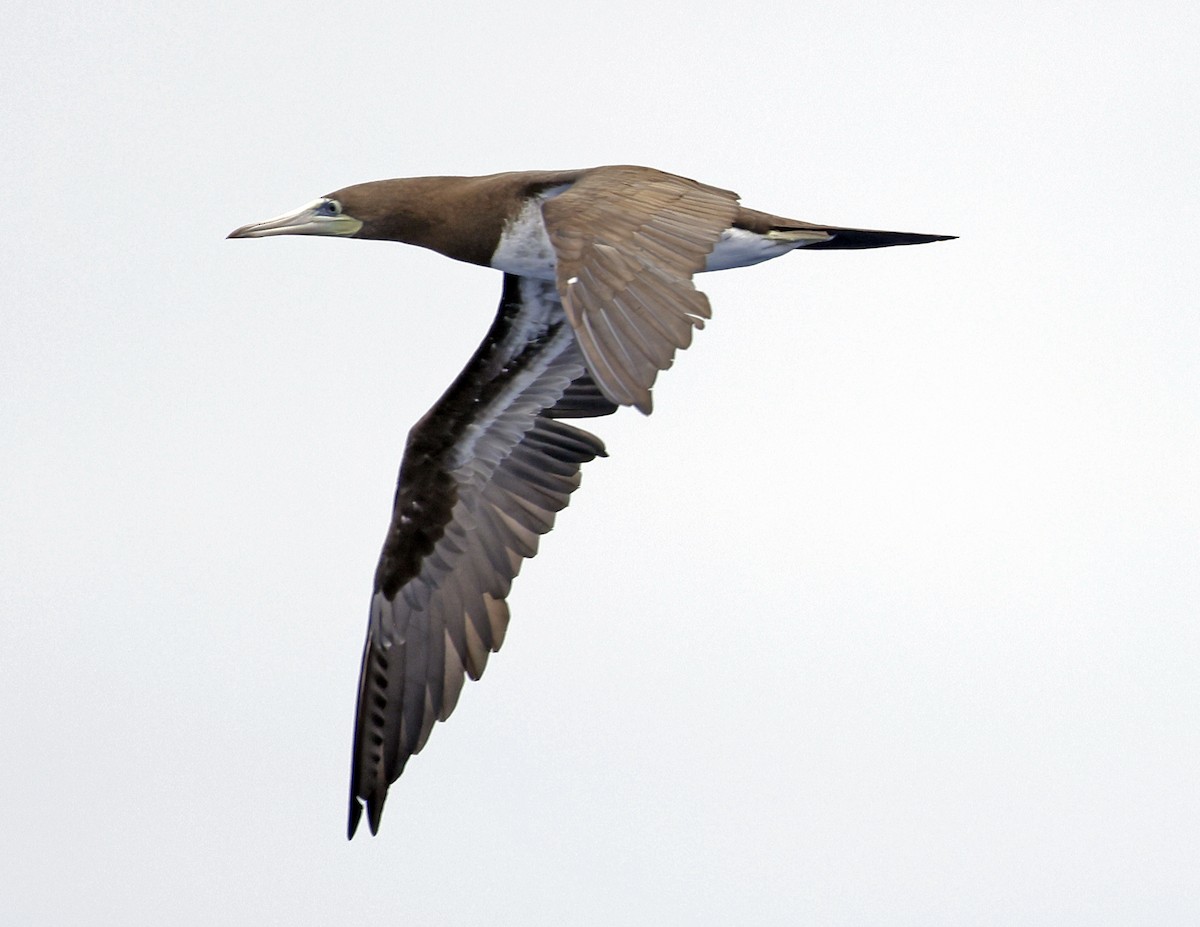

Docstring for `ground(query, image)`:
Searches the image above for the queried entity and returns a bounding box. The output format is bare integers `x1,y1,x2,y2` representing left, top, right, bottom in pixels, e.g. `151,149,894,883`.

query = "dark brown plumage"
228,165,954,837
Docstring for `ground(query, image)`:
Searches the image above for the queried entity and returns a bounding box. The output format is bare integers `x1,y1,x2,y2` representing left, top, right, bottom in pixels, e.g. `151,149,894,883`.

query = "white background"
3,2,1197,924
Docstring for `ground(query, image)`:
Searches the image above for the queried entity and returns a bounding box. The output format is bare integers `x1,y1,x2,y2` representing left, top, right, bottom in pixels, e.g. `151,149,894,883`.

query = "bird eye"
318,200,342,216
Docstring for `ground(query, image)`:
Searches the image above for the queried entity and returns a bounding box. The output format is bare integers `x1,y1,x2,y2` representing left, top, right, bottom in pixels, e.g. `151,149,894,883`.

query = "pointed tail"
801,226,957,250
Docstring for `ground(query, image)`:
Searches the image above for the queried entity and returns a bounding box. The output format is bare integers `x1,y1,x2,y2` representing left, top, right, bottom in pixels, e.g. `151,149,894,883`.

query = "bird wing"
542,166,740,413
348,275,611,838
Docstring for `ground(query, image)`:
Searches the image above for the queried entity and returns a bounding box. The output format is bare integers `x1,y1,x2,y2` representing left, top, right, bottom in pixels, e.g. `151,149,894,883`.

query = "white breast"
489,186,570,280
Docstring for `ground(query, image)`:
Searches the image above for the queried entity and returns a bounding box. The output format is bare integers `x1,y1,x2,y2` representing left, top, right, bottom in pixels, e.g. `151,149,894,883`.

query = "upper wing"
542,166,740,413
348,275,611,837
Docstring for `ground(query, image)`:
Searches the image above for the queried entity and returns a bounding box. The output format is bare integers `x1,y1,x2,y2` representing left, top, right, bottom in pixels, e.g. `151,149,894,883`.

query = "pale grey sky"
3,2,1198,924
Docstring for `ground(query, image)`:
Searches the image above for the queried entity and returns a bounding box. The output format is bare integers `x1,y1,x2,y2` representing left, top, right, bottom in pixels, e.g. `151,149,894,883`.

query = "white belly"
491,200,816,280
702,227,812,272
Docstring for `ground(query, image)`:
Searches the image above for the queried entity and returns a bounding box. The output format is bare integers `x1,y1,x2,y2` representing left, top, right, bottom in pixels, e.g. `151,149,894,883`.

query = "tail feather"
733,206,954,251
801,227,957,250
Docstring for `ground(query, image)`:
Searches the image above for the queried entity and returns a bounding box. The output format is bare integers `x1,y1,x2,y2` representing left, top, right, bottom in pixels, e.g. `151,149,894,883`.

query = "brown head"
227,173,550,267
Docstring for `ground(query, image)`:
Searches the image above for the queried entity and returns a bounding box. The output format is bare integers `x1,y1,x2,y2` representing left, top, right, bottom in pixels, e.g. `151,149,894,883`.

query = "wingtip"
348,791,388,838
367,795,385,835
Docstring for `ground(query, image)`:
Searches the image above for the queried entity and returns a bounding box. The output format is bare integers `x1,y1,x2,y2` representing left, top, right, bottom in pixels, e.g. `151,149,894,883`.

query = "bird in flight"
229,165,954,837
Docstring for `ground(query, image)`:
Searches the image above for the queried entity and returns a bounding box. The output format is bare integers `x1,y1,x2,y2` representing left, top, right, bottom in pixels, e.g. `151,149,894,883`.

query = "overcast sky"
3,2,1197,924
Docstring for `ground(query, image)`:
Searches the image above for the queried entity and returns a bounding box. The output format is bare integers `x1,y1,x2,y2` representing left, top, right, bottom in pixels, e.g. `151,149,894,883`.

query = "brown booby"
228,165,954,838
